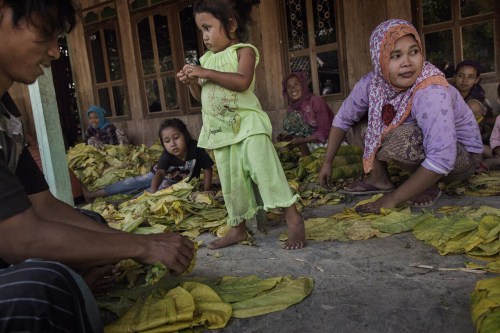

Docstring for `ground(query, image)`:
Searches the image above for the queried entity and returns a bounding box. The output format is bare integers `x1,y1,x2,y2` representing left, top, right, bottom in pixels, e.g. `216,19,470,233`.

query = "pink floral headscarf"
363,19,448,172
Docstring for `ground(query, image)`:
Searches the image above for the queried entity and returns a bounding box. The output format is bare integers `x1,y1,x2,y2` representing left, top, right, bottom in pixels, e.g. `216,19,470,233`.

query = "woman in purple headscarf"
317,19,483,213
279,71,334,156
453,60,495,144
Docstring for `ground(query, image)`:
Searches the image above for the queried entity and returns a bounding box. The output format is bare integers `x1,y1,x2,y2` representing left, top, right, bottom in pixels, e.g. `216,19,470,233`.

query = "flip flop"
339,181,395,195
475,162,489,174
410,188,442,208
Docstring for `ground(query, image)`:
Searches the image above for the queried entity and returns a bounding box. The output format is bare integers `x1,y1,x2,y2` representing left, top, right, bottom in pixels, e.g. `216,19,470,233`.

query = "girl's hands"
185,65,207,79
177,67,195,86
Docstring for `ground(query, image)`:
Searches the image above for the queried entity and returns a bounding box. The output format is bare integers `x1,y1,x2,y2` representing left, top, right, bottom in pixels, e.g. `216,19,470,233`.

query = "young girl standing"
318,19,483,213
177,0,304,250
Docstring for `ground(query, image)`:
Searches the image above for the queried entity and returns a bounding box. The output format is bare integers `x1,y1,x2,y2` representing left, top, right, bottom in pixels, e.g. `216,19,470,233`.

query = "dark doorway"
52,37,82,149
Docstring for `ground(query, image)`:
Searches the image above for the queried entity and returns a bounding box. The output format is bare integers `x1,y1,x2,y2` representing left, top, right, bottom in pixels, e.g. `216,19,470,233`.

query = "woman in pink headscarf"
318,19,483,213
279,71,334,156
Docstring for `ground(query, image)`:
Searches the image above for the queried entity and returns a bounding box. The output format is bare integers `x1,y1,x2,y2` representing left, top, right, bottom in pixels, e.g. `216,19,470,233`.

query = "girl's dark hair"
497,84,500,98
193,0,253,43
5,0,79,38
158,118,192,149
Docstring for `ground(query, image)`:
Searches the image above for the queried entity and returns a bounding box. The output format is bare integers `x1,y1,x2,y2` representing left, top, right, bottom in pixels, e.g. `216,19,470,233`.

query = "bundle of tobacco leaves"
67,143,164,191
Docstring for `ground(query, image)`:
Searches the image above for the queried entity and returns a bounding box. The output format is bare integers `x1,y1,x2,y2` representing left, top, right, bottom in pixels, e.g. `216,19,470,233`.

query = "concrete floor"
184,193,500,333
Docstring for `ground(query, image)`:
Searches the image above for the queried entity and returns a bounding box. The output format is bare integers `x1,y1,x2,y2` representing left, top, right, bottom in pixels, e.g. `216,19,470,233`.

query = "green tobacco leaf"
280,217,356,242
478,216,500,239
371,208,434,234
413,214,478,248
231,276,313,318
98,297,135,317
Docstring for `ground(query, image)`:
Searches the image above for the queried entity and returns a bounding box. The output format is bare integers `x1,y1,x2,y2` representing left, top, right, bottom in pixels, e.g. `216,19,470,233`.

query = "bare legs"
208,203,305,250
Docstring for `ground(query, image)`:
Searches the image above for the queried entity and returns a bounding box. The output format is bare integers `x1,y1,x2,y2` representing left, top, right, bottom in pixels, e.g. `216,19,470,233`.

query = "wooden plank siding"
11,0,499,147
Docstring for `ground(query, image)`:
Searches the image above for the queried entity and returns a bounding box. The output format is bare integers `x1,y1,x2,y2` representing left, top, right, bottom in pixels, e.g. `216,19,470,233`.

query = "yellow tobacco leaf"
180,282,232,329
105,287,196,332
230,276,313,318
181,228,203,239
211,276,282,303
470,276,500,332
345,220,391,240
190,192,213,205
274,141,290,149
438,230,485,255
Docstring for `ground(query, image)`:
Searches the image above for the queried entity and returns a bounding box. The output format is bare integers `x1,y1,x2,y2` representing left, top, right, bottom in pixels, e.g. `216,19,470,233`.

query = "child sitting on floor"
177,0,305,250
83,118,214,201
453,60,495,144
279,71,334,156
318,19,483,213
83,106,130,148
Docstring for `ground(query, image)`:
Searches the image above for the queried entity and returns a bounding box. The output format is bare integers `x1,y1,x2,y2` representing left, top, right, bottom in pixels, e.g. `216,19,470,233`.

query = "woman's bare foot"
83,264,119,296
282,204,305,250
208,222,248,250
345,175,394,193
482,157,500,172
406,187,441,207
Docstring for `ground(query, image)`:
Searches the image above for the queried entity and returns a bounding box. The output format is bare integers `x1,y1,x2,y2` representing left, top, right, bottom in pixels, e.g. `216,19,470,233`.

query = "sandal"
340,181,395,195
475,162,489,174
410,188,442,208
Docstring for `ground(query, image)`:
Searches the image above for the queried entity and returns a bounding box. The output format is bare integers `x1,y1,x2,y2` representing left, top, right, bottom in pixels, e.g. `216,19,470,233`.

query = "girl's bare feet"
208,222,248,250
282,204,305,250
82,185,107,203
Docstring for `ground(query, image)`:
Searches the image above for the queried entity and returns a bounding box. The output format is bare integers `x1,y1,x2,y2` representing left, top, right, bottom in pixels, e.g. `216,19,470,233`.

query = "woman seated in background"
453,60,495,144
83,106,129,148
278,71,334,156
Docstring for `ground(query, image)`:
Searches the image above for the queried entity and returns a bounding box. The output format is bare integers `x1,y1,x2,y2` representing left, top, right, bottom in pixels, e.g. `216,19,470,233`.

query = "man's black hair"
4,0,79,38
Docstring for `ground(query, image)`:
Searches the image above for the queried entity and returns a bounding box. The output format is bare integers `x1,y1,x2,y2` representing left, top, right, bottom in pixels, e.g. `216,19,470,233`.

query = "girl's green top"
197,43,272,149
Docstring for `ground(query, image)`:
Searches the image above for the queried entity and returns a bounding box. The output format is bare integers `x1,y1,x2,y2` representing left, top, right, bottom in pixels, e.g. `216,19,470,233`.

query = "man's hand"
137,233,195,275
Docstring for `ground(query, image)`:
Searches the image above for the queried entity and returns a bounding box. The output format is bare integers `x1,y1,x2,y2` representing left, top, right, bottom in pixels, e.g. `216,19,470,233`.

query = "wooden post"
28,68,74,206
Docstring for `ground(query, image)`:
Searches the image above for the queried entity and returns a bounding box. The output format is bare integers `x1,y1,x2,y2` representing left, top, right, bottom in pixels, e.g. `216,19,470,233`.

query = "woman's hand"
289,137,304,146
318,163,333,189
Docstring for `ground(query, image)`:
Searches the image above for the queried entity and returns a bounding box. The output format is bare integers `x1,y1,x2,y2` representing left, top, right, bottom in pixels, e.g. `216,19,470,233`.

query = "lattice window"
85,19,129,118
414,0,500,79
131,1,204,116
283,0,345,99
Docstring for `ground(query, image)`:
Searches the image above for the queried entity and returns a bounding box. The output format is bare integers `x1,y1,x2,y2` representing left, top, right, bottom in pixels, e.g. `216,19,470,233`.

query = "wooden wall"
9,0,500,147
